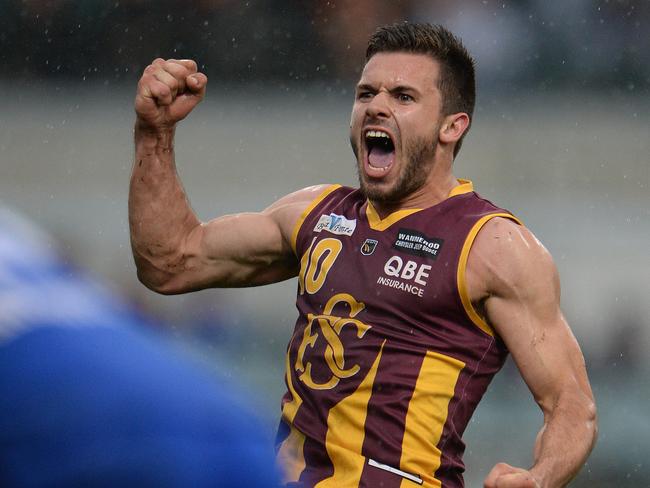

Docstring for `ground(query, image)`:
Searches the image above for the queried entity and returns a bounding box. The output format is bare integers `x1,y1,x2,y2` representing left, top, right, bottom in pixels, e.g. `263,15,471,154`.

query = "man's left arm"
467,218,597,488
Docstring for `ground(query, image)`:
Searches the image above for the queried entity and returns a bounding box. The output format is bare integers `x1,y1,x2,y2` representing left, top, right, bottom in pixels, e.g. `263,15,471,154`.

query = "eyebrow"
355,83,375,92
355,83,420,96
390,85,419,95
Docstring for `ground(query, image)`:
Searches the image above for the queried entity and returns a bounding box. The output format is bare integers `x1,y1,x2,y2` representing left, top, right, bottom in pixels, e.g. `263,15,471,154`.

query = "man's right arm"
129,58,325,294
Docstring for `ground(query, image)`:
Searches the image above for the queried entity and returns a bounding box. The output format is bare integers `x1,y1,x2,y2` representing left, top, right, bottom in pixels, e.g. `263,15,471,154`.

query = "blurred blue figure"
0,208,280,488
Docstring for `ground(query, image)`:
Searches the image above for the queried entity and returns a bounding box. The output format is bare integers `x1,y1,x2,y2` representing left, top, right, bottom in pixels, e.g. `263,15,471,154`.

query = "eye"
357,91,374,101
397,93,414,103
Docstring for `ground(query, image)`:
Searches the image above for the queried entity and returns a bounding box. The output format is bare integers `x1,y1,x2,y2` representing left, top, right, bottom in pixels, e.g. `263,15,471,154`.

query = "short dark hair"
366,23,476,157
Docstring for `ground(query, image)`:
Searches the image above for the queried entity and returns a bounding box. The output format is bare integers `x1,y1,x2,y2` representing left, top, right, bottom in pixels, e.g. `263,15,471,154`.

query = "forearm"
129,124,201,289
530,391,598,487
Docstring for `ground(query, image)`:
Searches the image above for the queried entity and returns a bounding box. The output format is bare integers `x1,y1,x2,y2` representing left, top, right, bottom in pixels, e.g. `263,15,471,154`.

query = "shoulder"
264,184,342,221
263,184,341,253
265,184,339,212
467,217,560,303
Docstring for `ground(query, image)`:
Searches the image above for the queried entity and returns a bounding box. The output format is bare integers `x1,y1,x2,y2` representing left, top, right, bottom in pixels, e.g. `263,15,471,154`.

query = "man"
0,208,280,487
129,23,597,488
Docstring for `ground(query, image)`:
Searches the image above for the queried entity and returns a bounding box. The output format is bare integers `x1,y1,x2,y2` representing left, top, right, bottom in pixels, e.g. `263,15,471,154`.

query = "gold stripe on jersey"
282,337,303,423
365,179,474,232
457,213,524,337
315,341,386,487
278,336,307,484
277,424,307,485
399,351,466,487
291,184,342,255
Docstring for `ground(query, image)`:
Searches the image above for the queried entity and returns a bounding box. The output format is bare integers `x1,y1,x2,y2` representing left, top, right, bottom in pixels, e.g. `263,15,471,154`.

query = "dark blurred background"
1,0,650,88
1,1,649,486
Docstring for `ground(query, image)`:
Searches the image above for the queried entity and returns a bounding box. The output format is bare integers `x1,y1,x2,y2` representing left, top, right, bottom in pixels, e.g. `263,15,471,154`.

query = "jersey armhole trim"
290,184,341,256
457,212,524,337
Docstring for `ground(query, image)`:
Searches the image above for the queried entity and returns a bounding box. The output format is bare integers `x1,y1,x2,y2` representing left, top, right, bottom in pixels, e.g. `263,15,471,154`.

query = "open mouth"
365,129,395,172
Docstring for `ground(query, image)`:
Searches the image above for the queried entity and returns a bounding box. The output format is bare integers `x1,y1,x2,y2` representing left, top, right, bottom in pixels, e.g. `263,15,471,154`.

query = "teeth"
366,130,390,139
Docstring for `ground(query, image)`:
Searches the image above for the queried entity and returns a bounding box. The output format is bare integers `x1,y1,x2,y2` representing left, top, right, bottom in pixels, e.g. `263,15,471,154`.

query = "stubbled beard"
350,133,437,204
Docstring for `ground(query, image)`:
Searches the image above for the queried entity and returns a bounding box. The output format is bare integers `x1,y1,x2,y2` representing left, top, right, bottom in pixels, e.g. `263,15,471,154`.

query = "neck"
370,167,460,219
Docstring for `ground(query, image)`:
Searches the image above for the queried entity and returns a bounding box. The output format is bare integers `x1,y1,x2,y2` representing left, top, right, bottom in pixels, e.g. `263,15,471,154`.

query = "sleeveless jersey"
276,180,522,488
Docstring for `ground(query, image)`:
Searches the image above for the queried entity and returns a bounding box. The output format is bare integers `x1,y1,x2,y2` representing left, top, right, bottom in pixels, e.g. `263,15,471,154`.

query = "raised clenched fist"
484,463,541,488
134,58,208,132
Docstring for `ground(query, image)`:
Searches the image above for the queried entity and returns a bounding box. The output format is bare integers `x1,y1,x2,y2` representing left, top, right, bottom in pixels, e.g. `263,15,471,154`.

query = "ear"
439,112,470,145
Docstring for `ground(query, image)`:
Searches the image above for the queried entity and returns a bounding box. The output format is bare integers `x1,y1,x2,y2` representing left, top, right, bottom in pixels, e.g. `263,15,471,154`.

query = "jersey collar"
365,179,474,231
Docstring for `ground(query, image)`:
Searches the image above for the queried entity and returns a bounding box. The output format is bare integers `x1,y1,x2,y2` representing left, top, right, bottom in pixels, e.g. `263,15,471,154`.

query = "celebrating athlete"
129,23,597,488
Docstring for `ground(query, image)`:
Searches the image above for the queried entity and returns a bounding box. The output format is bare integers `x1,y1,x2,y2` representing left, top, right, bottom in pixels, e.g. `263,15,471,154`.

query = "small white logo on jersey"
314,213,357,237
360,239,378,255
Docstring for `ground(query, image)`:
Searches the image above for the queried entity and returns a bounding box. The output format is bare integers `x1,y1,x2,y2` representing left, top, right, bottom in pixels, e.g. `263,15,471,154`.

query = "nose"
365,91,391,119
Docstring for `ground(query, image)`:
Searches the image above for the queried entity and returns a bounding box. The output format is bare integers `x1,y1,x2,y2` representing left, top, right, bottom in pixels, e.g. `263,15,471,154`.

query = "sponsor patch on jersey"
393,228,444,261
314,213,357,237
360,238,378,256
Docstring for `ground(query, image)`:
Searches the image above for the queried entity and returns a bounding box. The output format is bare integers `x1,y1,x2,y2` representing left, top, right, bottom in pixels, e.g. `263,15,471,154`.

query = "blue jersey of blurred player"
0,208,280,488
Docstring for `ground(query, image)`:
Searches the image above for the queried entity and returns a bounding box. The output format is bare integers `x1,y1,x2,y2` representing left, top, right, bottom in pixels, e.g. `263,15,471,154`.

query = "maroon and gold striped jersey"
276,180,522,488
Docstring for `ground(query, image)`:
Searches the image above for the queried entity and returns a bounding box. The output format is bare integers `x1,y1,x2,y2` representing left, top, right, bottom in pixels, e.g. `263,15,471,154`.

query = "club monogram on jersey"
294,293,371,390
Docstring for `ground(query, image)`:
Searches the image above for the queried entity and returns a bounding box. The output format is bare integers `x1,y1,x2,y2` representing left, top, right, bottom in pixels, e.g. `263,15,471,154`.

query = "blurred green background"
1,1,648,486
